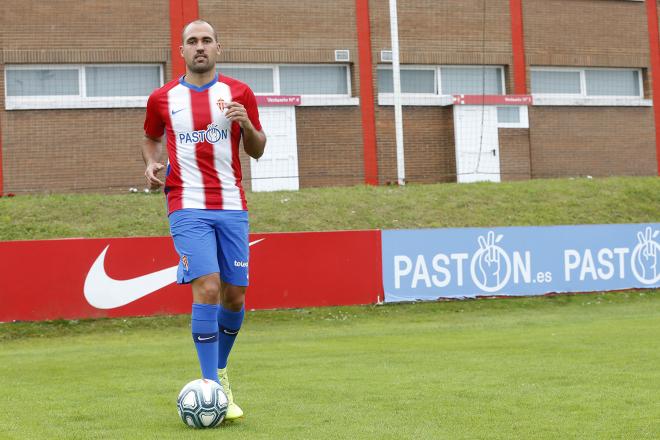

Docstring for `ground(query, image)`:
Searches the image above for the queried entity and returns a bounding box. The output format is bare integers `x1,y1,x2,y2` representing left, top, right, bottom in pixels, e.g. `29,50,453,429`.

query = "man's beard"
188,58,214,74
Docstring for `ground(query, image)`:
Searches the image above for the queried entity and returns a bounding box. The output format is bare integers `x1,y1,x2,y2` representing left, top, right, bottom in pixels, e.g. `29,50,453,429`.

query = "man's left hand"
224,102,253,130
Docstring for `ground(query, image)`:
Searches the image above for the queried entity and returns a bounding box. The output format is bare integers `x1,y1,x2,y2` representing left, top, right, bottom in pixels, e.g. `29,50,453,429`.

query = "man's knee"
222,283,246,311
192,275,222,304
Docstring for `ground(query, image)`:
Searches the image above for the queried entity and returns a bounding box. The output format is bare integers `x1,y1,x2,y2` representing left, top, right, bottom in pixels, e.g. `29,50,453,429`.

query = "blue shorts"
168,209,249,286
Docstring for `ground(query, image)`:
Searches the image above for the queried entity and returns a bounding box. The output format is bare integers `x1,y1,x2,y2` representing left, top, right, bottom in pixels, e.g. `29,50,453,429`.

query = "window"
377,68,436,94
5,64,163,110
6,68,79,96
531,67,642,98
530,70,581,95
440,67,503,95
497,106,528,128
85,66,160,97
217,64,351,97
497,106,520,124
377,65,505,97
585,70,640,97
218,66,274,94
279,66,348,95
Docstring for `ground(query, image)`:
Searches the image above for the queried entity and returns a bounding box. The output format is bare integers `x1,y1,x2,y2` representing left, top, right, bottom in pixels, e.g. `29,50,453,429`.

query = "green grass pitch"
1,290,659,439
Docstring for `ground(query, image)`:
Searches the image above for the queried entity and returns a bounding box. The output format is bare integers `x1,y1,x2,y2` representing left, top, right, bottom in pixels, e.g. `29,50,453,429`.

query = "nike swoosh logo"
171,108,186,115
84,239,265,309
197,336,215,341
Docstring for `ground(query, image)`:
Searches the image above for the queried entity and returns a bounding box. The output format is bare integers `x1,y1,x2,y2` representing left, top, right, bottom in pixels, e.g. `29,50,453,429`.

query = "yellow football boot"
219,367,244,420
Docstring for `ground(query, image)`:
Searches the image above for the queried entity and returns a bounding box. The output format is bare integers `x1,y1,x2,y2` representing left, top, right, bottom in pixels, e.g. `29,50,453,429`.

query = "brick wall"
369,0,513,66
296,107,365,187
522,0,656,179
1,0,170,65
200,0,361,94
528,107,657,178
199,0,357,53
376,106,456,184
499,128,531,181
524,0,649,68
0,0,658,194
1,0,171,193
2,108,150,193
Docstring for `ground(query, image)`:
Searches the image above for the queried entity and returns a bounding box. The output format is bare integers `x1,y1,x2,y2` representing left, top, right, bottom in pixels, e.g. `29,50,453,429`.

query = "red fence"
0,230,383,322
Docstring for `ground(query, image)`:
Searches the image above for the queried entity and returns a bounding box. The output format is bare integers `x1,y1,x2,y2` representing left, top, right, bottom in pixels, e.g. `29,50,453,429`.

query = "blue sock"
191,303,220,383
217,306,245,369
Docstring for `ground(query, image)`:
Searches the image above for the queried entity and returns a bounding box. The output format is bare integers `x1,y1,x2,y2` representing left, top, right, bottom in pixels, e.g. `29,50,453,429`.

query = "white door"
453,105,500,183
251,106,299,191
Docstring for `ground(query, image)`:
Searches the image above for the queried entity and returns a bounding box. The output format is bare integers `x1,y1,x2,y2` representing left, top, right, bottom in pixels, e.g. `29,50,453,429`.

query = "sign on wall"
382,224,660,302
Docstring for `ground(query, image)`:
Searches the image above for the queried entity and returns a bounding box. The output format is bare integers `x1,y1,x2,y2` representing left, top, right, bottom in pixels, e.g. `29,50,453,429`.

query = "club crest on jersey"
216,98,226,112
177,124,228,145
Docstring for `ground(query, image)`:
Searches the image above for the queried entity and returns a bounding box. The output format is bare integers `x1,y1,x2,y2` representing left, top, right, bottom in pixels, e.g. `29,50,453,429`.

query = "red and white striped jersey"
144,74,262,214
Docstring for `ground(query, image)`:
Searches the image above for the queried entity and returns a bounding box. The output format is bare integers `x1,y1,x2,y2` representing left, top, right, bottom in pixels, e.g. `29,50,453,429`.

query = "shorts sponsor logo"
234,260,248,268
177,124,227,144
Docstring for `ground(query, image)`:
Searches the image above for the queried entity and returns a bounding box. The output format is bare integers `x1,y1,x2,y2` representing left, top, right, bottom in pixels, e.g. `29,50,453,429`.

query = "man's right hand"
145,162,165,189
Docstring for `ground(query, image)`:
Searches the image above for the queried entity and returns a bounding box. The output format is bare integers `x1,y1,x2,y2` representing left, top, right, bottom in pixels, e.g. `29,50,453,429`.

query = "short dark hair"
182,19,219,43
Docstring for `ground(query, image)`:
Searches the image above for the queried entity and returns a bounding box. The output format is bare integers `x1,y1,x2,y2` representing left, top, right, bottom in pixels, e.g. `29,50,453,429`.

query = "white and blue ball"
176,379,228,428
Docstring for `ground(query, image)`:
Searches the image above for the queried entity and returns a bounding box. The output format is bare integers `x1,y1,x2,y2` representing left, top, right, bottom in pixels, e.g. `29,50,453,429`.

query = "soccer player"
141,19,266,421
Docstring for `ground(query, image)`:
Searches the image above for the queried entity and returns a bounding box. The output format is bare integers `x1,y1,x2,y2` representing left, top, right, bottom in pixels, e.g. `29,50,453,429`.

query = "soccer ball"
176,379,228,428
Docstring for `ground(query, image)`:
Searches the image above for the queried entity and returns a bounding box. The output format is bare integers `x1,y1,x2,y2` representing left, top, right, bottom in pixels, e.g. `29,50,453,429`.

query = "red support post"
646,0,660,175
169,0,199,79
0,116,3,196
509,0,528,95
355,0,379,185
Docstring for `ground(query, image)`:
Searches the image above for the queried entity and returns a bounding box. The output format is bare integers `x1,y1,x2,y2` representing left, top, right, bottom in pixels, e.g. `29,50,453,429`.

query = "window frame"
218,63,277,95
530,66,643,99
278,63,352,99
5,64,83,100
5,63,164,110
219,63,352,98
438,65,506,96
376,64,438,96
377,64,506,106
496,106,529,129
584,67,643,98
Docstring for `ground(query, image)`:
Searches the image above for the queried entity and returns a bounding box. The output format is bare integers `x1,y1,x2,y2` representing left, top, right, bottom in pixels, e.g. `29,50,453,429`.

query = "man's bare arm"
142,135,165,189
242,126,267,159
224,102,267,159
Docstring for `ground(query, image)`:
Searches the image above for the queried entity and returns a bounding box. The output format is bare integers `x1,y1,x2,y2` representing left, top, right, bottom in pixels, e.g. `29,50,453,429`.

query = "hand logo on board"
471,231,511,293
632,227,659,285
